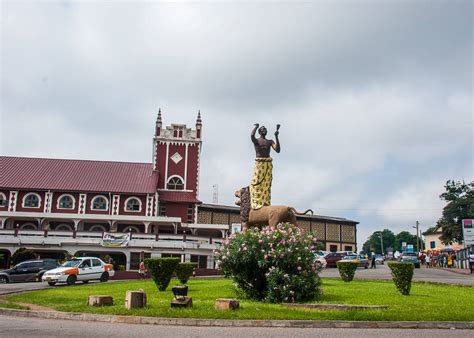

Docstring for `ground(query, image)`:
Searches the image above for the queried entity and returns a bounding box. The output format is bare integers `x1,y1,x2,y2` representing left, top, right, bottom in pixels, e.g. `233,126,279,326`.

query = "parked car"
339,254,370,269
313,253,327,269
42,257,114,286
324,252,346,268
400,252,420,268
0,259,59,283
375,254,385,265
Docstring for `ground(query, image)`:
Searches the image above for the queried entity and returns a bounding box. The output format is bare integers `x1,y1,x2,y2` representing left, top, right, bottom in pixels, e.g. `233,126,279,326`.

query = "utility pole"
415,221,419,253
379,232,384,255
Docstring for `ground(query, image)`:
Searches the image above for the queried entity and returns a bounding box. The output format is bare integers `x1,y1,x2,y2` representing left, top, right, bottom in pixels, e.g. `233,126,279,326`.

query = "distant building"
423,229,464,251
0,111,358,270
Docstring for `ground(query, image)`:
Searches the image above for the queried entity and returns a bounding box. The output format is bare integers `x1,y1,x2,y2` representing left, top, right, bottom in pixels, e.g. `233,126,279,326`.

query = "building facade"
0,111,357,270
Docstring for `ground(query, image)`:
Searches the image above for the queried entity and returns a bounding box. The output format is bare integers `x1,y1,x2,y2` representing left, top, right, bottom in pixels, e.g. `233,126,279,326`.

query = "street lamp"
376,231,384,255
412,221,420,252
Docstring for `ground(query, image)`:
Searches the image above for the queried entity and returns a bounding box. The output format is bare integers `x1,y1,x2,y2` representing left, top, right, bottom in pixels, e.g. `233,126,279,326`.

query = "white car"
42,257,114,286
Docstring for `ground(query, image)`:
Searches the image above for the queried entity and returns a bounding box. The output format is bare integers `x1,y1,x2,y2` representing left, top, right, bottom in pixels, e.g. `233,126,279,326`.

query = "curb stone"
0,308,472,329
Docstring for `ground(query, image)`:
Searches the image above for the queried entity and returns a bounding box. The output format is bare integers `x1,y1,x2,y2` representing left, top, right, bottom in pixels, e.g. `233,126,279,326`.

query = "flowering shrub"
215,223,321,303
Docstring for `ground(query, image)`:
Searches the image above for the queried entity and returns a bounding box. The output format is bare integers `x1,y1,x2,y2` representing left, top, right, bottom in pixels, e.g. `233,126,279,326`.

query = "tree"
362,229,395,254
436,180,474,244
11,248,38,266
393,231,418,252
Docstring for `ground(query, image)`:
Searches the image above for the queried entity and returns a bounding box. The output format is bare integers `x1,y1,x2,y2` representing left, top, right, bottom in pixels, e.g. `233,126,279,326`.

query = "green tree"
393,231,418,252
436,180,474,244
362,229,395,254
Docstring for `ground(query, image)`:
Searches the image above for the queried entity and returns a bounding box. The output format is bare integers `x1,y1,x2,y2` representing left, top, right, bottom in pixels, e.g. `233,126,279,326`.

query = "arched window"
125,197,141,212
167,176,184,190
23,193,41,208
57,194,75,209
0,193,7,207
90,225,107,232
123,226,140,233
91,196,108,210
55,224,73,231
20,223,37,230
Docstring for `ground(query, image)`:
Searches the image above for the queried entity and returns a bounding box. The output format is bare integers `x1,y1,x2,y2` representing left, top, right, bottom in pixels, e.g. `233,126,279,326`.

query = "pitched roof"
159,191,201,203
0,156,159,194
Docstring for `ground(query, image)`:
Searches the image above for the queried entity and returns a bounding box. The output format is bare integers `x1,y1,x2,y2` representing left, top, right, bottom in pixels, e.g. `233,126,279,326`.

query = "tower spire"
196,110,202,139
155,108,162,136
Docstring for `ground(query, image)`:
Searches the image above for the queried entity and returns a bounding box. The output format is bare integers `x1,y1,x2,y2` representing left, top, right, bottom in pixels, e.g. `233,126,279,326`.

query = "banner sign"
231,223,242,234
462,219,474,246
101,232,130,247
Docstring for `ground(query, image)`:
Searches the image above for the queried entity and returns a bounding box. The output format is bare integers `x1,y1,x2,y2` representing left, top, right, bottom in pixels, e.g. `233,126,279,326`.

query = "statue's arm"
272,131,280,153
251,123,259,144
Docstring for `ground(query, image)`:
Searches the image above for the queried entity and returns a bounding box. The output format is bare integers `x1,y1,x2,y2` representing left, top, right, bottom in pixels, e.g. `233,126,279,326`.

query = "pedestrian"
139,260,147,279
426,252,431,268
370,251,376,269
447,254,453,268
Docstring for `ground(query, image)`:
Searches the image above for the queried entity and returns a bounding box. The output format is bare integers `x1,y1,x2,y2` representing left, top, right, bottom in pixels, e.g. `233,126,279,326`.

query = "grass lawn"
5,278,474,321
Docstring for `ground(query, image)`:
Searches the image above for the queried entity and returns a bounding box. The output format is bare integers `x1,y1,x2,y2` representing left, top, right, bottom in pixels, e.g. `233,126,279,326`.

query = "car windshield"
344,255,358,260
61,259,82,267
403,253,417,257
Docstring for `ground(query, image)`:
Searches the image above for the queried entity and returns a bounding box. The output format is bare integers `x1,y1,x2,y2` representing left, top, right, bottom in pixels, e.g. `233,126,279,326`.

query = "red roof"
0,156,159,194
159,191,201,203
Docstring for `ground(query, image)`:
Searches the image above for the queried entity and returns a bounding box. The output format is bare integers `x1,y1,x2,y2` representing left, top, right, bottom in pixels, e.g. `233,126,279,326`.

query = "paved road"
0,315,470,338
320,264,474,285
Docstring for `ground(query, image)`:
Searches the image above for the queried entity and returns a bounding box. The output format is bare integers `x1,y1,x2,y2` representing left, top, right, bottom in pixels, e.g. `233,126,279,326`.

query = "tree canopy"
436,180,474,244
362,229,419,254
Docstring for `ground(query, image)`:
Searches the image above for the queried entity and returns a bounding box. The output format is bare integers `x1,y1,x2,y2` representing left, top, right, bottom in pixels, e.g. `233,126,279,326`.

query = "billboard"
462,219,474,246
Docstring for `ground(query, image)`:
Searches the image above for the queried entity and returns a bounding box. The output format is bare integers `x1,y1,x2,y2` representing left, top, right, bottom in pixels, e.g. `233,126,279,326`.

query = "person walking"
370,251,376,269
469,252,474,274
139,260,147,279
426,252,431,268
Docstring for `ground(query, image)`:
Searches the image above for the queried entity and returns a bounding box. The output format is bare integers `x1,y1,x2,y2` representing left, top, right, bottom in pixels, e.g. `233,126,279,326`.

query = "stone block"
215,298,240,310
125,290,147,309
87,295,113,307
171,296,193,308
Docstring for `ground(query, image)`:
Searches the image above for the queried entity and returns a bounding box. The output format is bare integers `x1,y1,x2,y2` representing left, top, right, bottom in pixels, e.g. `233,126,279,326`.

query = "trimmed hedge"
145,258,180,291
388,262,414,295
176,262,197,284
336,261,359,282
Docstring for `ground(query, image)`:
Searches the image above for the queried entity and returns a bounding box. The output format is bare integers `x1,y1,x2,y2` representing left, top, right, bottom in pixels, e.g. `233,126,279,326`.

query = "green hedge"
145,258,180,291
176,262,197,284
336,261,359,282
388,262,414,295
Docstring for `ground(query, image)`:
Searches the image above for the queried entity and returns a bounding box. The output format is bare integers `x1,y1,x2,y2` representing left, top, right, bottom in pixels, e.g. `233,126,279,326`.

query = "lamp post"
412,221,420,253
376,231,384,255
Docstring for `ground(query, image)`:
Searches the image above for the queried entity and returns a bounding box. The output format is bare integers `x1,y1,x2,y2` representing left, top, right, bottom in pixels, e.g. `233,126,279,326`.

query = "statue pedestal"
171,297,193,308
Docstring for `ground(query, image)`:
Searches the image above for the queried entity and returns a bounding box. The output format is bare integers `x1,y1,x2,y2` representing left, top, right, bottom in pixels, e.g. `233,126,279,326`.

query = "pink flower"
297,266,302,271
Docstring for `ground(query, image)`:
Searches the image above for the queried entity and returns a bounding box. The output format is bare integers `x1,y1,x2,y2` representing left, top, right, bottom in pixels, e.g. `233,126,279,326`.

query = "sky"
1,1,472,250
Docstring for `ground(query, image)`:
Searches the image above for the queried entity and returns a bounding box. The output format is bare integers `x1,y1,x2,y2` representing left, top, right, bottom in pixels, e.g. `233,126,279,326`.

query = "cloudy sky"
1,1,472,249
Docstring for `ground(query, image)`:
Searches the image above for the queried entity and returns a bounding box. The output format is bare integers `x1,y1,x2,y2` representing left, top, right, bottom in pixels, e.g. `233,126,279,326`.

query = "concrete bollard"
87,295,113,307
215,298,240,311
125,290,147,309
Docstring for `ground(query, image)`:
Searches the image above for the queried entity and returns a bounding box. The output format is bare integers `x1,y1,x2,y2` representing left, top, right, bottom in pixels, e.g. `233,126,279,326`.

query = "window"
79,259,91,268
125,197,141,212
329,245,338,253
430,241,436,249
92,259,102,267
91,196,108,210
58,195,75,209
191,255,207,269
187,204,194,223
167,176,184,190
0,193,7,207
344,246,353,251
159,202,166,216
23,193,40,208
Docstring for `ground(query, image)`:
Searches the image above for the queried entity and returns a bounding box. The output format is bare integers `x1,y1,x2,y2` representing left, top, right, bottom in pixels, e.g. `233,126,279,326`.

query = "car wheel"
82,280,89,284
0,275,9,284
66,274,77,286
47,282,56,286
100,272,109,282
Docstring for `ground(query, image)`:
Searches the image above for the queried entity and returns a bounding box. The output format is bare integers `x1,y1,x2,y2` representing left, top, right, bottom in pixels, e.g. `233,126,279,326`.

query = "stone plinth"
125,290,147,309
87,295,113,307
171,297,193,308
215,298,240,311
